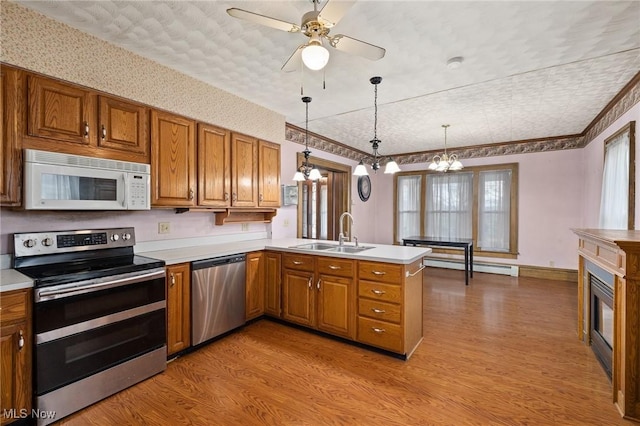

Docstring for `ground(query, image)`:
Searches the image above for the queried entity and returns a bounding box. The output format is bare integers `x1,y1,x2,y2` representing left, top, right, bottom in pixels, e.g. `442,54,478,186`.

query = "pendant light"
353,76,401,176
428,124,463,172
293,96,322,181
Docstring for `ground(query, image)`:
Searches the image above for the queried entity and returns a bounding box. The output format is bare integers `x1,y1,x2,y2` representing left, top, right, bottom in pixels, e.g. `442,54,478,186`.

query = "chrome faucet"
339,212,354,246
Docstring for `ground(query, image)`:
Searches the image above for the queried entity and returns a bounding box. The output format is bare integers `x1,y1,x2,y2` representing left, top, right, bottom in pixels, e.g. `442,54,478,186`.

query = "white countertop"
0,269,33,292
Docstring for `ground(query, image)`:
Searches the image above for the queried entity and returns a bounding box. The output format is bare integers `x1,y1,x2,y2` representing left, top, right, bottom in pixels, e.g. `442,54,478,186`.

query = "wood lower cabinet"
356,259,424,357
282,254,356,339
151,110,196,207
166,263,191,356
0,66,22,206
258,140,280,207
0,289,32,425
264,251,282,317
246,252,265,321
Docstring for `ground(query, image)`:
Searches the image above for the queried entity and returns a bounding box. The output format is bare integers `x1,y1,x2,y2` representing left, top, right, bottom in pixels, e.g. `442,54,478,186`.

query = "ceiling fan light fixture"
302,35,329,70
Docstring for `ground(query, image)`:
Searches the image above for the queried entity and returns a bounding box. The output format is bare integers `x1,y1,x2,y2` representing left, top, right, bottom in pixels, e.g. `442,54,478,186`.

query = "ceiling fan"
227,0,385,72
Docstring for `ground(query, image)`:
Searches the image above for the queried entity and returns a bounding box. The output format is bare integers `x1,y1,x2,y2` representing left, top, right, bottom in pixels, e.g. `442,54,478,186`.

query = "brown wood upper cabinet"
258,140,281,207
198,123,231,207
0,66,22,206
231,132,258,207
151,110,197,207
25,74,150,163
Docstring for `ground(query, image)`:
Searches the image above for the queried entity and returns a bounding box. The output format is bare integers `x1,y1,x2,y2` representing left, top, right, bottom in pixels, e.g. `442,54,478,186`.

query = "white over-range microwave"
23,149,151,210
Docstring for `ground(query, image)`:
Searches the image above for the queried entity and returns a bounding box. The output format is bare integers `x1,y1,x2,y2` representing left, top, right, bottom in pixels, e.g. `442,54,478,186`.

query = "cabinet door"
166,263,191,356
231,133,258,207
264,252,282,317
245,252,265,320
151,110,196,206
0,67,22,206
198,124,231,207
317,273,354,339
282,269,315,327
97,96,149,160
27,75,96,145
258,140,281,207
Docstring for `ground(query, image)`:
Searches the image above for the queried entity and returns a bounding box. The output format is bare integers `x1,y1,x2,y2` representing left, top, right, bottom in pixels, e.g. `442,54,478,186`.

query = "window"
394,163,518,257
599,121,635,230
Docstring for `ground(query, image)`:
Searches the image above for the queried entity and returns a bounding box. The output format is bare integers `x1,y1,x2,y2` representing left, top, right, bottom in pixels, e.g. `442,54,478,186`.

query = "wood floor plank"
58,268,632,425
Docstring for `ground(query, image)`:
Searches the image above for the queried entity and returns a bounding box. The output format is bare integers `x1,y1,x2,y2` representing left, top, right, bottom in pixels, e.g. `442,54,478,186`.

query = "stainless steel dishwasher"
191,254,246,346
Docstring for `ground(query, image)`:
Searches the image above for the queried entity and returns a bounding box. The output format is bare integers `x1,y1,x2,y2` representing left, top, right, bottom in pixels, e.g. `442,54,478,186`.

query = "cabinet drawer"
357,317,402,353
317,257,354,277
0,289,28,324
359,261,403,284
283,254,315,272
358,280,402,304
358,298,401,324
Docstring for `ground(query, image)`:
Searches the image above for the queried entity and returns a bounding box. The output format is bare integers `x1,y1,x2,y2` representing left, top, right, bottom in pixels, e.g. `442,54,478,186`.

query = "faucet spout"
339,212,354,246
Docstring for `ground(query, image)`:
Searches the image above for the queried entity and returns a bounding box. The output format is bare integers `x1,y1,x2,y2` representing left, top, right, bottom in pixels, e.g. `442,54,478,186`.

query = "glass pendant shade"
384,159,401,174
353,161,368,176
301,36,329,71
308,167,322,181
293,171,306,181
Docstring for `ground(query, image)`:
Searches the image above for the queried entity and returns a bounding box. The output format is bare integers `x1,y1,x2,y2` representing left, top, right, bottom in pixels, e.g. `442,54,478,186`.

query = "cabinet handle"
406,265,426,277
371,308,386,314
371,289,386,295
371,327,386,334
292,260,303,265
259,193,263,202
170,273,175,287
224,192,229,201
372,270,386,276
232,192,237,202
84,122,89,137
188,189,194,200
328,265,341,270
101,125,107,140
18,330,24,350
307,277,312,288
317,279,321,290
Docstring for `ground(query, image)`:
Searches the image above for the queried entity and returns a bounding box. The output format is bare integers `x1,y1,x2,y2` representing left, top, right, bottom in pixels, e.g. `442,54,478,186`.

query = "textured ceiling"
13,0,640,155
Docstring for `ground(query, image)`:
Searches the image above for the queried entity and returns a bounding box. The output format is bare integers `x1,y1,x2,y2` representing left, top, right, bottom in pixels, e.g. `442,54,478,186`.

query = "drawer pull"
371,289,386,295
371,327,386,334
406,265,426,277
292,260,304,265
328,265,341,270
18,330,24,350
371,308,386,314
371,270,386,276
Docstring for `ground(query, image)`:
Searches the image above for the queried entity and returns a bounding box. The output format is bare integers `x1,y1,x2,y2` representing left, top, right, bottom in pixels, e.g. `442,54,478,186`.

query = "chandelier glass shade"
301,34,329,71
353,76,401,176
428,124,463,172
293,96,321,181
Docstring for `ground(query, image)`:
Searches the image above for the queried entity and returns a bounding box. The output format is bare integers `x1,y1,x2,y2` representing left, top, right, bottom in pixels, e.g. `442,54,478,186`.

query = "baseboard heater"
423,258,519,277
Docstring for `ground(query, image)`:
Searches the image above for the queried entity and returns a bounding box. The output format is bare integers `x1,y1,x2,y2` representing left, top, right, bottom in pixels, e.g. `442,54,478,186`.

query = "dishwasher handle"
191,254,246,270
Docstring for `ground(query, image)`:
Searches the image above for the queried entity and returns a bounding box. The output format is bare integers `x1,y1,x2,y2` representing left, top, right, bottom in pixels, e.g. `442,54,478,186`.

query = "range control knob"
111,234,120,242
122,233,131,241
42,238,54,247
23,239,36,248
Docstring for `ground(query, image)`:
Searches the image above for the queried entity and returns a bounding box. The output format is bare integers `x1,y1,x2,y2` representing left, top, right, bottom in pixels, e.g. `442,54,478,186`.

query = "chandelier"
353,76,401,176
428,124,463,172
293,96,322,181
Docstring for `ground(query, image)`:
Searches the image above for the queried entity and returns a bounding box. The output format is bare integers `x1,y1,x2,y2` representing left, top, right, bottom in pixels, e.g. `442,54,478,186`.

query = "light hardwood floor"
59,268,631,425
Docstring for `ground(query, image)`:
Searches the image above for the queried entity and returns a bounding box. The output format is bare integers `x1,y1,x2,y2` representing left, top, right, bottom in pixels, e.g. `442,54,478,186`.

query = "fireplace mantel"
573,228,640,421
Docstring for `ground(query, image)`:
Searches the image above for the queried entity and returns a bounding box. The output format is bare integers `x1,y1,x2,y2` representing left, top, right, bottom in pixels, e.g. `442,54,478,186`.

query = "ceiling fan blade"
227,8,301,33
281,45,304,72
328,34,386,60
318,0,357,28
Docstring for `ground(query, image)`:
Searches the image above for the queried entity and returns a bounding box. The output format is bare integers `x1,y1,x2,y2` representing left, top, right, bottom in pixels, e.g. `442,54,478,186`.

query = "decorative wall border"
286,72,640,163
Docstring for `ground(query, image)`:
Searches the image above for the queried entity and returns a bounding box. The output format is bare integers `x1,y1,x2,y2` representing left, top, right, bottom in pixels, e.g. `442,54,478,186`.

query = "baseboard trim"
519,265,578,282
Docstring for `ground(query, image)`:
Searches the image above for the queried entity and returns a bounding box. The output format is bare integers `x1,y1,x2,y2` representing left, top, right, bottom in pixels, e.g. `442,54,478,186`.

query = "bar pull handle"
328,265,341,270
317,279,321,290
170,273,175,287
224,192,229,201
371,308,386,314
406,265,426,277
372,270,386,276
259,194,263,202
308,277,312,288
188,189,194,200
232,192,237,202
371,289,386,295
292,260,303,265
371,327,386,334
101,125,107,140
18,330,24,350
84,122,89,137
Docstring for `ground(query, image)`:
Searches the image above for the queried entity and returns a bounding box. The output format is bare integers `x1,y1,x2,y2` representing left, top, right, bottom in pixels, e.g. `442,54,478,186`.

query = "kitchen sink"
326,246,373,253
291,242,339,251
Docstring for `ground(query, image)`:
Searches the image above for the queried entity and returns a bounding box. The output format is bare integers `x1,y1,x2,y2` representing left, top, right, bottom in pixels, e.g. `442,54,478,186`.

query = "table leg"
464,246,469,286
470,243,473,278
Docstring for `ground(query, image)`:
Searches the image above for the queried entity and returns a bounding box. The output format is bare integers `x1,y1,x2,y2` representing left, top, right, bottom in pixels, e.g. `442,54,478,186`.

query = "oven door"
34,269,166,395
24,161,127,210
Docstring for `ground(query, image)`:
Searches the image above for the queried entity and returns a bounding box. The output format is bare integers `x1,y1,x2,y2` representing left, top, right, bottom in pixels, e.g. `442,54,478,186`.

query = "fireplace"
590,273,613,379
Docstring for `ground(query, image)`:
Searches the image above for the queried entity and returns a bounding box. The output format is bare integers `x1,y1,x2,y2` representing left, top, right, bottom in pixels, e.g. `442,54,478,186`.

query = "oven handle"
36,300,166,345
36,269,166,302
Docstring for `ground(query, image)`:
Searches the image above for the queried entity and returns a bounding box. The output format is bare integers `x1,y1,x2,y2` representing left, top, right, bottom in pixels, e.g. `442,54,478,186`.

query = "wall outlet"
549,260,555,268
158,222,171,234
241,223,249,232
283,219,290,227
